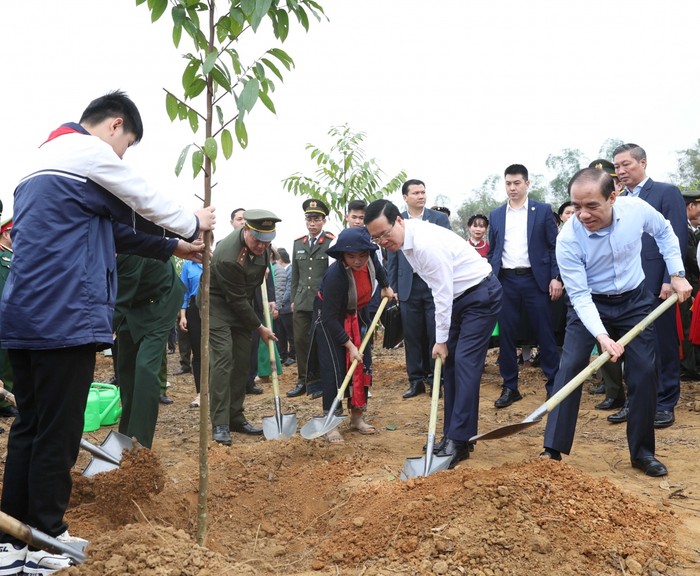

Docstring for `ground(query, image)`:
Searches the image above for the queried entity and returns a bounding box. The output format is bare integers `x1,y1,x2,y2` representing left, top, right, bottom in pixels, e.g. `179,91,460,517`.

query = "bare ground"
3,342,700,576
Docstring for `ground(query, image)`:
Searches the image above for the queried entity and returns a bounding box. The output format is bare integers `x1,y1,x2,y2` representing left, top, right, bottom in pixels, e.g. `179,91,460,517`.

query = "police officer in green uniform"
208,209,279,445
287,199,335,398
0,212,17,420
680,189,700,378
114,254,185,448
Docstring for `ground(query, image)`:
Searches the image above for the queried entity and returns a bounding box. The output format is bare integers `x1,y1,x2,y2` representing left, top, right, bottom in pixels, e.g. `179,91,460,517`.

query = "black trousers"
0,345,95,539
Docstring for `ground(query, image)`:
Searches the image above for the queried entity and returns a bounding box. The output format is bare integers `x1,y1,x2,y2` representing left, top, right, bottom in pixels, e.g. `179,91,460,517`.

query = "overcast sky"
3,0,700,249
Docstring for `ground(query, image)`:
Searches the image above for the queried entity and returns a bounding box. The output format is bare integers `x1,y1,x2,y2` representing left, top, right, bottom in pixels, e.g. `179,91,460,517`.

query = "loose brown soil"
3,344,700,576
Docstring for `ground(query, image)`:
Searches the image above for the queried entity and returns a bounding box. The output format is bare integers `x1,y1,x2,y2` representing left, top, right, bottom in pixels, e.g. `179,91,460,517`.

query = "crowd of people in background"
0,89,697,575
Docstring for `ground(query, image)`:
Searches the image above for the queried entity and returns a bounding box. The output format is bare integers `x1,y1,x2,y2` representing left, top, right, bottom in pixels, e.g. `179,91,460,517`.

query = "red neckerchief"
40,124,83,147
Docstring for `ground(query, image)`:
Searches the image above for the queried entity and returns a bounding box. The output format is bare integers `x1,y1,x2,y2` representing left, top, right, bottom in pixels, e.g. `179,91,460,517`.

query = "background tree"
453,174,502,238
598,137,625,160
545,148,583,206
282,124,406,225
672,138,700,190
136,0,326,546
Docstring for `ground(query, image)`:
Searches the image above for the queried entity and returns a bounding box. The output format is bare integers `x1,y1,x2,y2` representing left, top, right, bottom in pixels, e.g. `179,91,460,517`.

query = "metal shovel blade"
401,358,452,479
300,297,389,441
263,398,298,440
400,433,453,480
300,399,347,439
261,284,297,440
82,430,134,477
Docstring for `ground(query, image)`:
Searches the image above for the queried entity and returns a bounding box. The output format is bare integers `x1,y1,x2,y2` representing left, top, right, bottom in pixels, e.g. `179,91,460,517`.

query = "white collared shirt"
502,200,531,269
626,176,649,197
401,219,492,343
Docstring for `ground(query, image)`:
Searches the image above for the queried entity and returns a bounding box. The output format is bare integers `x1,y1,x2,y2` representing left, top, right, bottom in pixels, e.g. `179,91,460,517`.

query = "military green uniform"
291,230,334,387
114,255,185,448
208,228,269,429
0,244,13,405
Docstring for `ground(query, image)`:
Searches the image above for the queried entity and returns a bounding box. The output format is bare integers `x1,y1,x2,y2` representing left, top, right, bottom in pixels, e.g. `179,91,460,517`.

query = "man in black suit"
386,179,451,399
608,144,686,428
488,164,562,408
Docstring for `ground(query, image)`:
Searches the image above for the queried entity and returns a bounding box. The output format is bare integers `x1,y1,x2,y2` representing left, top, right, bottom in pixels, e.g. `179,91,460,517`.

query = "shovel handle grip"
427,357,442,436
334,297,389,402
260,274,283,398
544,292,679,412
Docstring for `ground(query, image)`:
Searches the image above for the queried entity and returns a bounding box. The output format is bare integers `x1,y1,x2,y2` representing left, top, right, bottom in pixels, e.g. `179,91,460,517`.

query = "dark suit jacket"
635,178,687,292
487,198,559,293
386,208,451,301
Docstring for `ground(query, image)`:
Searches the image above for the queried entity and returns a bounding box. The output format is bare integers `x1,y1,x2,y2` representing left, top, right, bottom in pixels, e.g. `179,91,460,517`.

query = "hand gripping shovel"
300,297,389,440
400,357,452,479
260,282,298,440
0,510,87,565
470,293,679,442
0,388,133,477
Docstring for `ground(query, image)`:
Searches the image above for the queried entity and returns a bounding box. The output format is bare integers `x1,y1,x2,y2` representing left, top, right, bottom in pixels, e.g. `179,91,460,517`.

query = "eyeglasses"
305,215,324,223
370,222,395,244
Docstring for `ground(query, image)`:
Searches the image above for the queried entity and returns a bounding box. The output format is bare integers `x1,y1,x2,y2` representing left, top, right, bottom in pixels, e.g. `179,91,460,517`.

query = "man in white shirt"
365,199,502,468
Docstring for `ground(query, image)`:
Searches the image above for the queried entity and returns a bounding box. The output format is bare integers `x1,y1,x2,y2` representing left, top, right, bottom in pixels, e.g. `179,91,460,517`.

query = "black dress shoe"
402,381,426,399
0,405,19,418
159,394,173,405
539,448,562,461
246,384,263,395
607,400,629,423
232,421,263,436
423,436,447,454
595,397,625,411
631,456,668,477
286,382,306,397
588,383,606,395
437,438,470,469
494,387,522,408
423,436,474,454
283,357,296,367
654,410,675,428
173,367,191,376
212,425,232,445
310,390,323,400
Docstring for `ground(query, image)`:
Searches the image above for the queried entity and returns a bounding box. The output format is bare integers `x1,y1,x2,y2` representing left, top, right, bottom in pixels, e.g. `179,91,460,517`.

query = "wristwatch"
671,271,686,278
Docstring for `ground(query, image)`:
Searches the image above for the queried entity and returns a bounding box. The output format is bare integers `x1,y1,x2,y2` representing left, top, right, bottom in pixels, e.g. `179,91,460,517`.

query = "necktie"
309,236,316,249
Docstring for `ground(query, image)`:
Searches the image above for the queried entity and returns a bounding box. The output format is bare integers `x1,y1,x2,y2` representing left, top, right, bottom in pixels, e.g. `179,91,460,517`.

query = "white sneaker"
0,542,27,576
57,530,88,550
24,548,71,575
23,531,89,575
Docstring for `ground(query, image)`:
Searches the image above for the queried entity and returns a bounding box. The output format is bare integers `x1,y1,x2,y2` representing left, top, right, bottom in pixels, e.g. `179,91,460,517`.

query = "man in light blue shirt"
541,168,692,477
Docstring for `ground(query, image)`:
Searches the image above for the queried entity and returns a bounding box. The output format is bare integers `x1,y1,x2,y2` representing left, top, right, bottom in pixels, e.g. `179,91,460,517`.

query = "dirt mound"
58,524,248,576
2,348,699,576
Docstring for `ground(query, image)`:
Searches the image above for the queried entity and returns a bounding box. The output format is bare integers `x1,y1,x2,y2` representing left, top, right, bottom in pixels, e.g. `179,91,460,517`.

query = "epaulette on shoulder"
236,246,249,266
324,231,336,238
295,234,309,242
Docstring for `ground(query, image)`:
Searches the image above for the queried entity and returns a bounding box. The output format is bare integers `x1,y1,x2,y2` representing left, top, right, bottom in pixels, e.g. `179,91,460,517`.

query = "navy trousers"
652,298,681,411
497,271,559,394
544,285,657,461
443,275,502,441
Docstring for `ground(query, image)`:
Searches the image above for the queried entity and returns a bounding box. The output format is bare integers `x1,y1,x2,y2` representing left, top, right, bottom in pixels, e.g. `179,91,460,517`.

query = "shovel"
0,388,133,477
300,296,389,440
470,293,679,442
260,281,297,440
400,357,453,479
0,510,87,565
